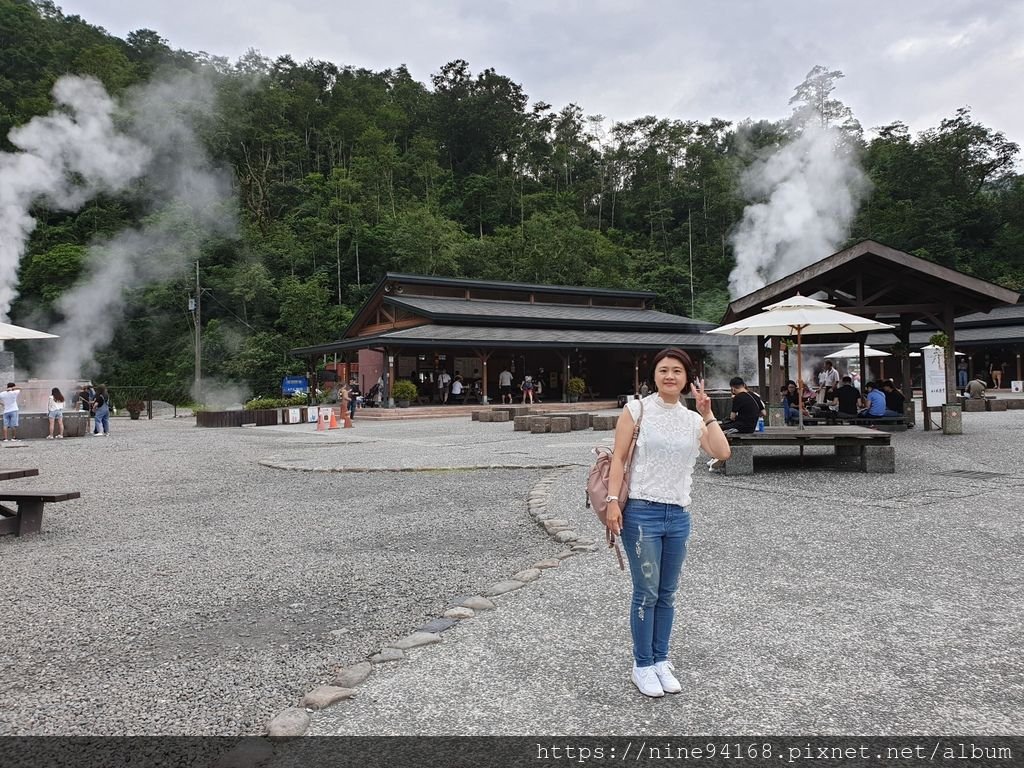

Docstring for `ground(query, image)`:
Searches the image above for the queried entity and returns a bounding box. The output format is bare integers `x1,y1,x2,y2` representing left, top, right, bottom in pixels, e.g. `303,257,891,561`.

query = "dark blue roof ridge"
384,272,657,299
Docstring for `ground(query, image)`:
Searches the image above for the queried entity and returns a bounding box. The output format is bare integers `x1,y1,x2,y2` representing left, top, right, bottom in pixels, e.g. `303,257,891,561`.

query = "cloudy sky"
58,0,1024,145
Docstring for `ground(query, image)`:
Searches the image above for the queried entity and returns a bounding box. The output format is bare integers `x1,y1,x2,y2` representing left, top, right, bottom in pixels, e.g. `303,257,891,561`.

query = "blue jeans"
619,498,691,667
94,404,109,434
957,370,968,389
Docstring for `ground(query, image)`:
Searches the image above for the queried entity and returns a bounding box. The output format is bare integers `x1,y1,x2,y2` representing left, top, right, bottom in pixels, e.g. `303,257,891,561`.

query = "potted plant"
566,377,586,402
391,379,418,408
126,399,145,420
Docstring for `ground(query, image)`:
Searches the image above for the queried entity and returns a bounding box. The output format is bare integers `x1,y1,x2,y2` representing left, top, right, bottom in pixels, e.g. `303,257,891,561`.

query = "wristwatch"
604,495,619,504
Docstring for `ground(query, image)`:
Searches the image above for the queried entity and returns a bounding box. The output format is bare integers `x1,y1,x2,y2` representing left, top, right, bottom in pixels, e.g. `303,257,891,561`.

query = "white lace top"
624,394,704,508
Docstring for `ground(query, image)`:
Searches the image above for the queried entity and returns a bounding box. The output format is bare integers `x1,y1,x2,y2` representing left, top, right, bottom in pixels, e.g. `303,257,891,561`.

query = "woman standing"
605,348,731,698
92,385,110,436
47,387,65,439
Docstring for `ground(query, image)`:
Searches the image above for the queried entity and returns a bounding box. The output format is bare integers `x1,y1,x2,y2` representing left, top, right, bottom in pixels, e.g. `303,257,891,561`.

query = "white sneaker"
631,664,665,698
47,435,54,439
654,660,682,693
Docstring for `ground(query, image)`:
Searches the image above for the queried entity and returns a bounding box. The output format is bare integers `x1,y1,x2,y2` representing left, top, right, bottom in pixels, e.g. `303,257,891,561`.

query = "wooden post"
633,353,639,394
385,347,395,408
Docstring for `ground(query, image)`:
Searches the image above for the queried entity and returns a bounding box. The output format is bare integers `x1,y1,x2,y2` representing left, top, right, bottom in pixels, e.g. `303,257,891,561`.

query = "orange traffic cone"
328,409,339,429
315,408,327,431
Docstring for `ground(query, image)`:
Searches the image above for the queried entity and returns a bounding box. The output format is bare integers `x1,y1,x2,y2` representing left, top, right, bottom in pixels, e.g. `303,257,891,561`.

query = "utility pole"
688,209,695,318
193,260,202,403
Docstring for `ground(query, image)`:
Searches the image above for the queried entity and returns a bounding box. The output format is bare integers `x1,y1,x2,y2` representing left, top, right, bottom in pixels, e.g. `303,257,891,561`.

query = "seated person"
830,375,862,417
450,374,465,403
881,379,905,417
858,381,888,418
966,375,987,399
720,376,765,433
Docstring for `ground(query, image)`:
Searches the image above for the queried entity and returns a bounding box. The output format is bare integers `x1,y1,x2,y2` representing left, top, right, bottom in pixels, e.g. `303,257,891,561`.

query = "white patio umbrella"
825,343,890,359
708,295,893,428
0,321,58,341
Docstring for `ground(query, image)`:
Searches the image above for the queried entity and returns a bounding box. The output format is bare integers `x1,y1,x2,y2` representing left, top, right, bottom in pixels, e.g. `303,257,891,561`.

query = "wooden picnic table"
723,425,894,475
0,468,80,536
0,468,40,482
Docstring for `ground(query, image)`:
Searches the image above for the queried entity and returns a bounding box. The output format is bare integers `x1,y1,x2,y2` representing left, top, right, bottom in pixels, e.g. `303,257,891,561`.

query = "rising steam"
728,119,869,298
0,72,235,380
0,77,151,320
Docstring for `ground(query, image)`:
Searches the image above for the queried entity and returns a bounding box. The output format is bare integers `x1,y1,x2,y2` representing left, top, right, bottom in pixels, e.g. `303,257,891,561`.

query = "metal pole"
688,209,695,318
194,260,201,403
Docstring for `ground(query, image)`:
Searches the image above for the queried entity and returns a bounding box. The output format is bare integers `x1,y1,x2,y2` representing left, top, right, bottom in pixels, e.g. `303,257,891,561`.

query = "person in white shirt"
604,348,731,699
1,382,20,442
498,368,514,404
450,374,464,403
438,371,452,404
817,360,841,402
47,387,66,439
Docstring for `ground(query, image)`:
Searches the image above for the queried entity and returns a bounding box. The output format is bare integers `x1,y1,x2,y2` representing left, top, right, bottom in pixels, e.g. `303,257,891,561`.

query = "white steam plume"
0,77,151,320
728,120,869,299
29,72,235,380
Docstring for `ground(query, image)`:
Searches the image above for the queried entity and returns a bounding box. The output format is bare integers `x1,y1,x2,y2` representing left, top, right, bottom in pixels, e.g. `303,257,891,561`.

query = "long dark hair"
651,347,697,394
51,387,64,403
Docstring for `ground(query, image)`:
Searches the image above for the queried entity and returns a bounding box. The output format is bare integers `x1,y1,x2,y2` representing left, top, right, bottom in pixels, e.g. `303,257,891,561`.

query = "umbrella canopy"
708,295,893,428
0,321,59,341
825,343,890,359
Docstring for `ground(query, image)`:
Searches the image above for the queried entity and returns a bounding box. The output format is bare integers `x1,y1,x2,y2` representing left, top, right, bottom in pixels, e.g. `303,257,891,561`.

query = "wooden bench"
723,426,894,475
832,415,909,432
0,490,81,537
0,468,39,482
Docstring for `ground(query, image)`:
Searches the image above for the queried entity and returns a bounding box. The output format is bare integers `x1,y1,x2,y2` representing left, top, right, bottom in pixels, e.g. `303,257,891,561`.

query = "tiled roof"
291,324,737,356
385,295,712,330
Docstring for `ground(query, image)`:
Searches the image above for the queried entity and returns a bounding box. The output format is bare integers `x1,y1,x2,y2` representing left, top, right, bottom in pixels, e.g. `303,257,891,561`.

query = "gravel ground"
3,406,1023,736
308,407,1024,735
0,416,559,735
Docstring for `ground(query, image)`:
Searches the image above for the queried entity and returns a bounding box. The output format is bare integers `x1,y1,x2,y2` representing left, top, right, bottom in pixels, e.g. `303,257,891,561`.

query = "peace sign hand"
693,377,713,420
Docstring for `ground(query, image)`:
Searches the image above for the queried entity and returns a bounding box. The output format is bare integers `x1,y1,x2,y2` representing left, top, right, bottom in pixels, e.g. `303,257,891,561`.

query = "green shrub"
243,394,308,410
391,379,419,402
566,377,586,396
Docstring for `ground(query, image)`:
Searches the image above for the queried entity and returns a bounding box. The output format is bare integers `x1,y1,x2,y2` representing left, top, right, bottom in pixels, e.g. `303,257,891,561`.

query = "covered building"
721,240,1021,402
291,273,738,405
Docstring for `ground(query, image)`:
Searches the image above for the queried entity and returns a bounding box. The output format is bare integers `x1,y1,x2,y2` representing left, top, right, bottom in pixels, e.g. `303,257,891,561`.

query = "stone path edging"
256,466,591,744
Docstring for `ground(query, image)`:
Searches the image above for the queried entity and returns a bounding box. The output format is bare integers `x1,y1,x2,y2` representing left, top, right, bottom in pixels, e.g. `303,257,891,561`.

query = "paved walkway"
271,407,1023,736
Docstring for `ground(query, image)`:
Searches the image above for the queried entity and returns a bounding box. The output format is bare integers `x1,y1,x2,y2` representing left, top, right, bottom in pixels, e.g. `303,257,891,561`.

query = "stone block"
477,411,494,422
941,403,963,435
723,445,753,476
513,415,531,431
571,412,592,430
529,416,551,434
471,411,482,421
963,398,986,412
1005,399,1024,410
491,411,510,422
862,445,896,473
591,414,617,430
986,399,1007,411
550,416,571,433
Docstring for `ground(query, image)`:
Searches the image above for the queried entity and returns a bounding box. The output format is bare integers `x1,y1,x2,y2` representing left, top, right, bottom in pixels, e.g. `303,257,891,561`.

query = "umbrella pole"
797,326,804,430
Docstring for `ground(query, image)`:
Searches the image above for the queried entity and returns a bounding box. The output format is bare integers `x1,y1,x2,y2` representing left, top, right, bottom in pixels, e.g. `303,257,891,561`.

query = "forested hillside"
2,0,1022,401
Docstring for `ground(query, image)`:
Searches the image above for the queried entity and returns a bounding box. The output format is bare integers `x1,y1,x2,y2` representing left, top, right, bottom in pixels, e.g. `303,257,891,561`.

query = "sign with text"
281,375,309,395
921,345,947,407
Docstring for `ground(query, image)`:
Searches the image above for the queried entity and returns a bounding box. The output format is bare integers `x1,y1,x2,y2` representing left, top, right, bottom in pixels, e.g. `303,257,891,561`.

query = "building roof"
291,324,738,357
722,240,1019,324
383,295,713,332
380,272,656,300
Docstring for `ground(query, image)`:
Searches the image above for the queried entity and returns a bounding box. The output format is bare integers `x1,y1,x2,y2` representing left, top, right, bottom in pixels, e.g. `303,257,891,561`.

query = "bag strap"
607,399,644,571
